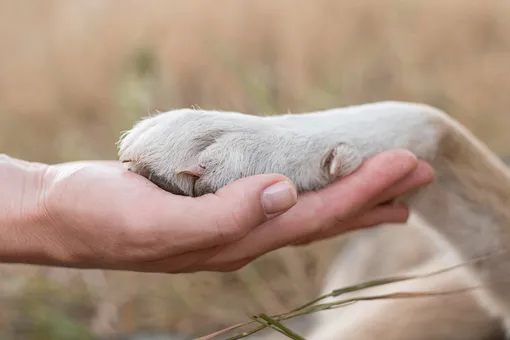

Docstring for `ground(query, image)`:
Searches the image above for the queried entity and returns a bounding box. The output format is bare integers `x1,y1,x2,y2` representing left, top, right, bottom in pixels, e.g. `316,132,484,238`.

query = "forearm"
0,154,52,265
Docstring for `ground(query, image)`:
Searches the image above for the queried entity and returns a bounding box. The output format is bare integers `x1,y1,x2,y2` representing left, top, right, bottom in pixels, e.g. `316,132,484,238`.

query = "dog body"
118,101,510,339
305,216,506,339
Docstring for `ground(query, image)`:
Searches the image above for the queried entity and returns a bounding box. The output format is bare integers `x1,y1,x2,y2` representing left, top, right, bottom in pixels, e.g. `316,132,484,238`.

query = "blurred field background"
1,0,510,339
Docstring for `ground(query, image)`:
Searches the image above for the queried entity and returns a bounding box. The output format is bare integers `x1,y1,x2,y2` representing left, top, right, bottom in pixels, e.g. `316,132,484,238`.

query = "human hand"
0,149,433,273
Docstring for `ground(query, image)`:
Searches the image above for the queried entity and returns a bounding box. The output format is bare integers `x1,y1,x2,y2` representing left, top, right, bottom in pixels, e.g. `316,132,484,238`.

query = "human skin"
0,150,433,273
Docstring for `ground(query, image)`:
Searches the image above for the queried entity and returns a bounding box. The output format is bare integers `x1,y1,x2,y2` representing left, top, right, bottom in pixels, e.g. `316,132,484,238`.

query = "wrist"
0,154,53,265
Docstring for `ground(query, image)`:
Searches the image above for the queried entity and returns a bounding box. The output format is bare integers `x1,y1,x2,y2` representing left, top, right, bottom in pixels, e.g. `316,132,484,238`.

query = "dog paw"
117,109,364,196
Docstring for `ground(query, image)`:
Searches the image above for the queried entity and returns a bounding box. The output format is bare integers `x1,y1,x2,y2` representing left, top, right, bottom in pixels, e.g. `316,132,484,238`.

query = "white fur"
118,101,510,339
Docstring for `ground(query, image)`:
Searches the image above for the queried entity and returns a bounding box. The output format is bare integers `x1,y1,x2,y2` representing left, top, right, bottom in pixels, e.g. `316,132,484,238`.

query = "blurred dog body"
304,215,507,340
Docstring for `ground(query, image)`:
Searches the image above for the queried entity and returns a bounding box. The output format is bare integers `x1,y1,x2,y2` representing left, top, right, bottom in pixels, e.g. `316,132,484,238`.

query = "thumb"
196,174,298,243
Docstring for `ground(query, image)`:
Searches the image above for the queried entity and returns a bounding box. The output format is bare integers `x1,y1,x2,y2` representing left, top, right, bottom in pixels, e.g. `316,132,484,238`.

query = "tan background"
0,1,509,339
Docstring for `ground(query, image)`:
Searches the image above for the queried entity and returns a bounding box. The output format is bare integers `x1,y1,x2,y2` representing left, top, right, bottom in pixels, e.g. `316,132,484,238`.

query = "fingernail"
261,181,298,215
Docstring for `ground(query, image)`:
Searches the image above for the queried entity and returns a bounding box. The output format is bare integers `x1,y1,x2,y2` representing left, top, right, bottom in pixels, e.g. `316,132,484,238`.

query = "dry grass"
1,0,510,338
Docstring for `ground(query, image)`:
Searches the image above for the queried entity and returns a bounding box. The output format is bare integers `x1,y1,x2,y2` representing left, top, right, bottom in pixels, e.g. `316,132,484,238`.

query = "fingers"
298,160,433,247
199,149,423,266
371,159,434,207
291,203,410,246
290,161,434,247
